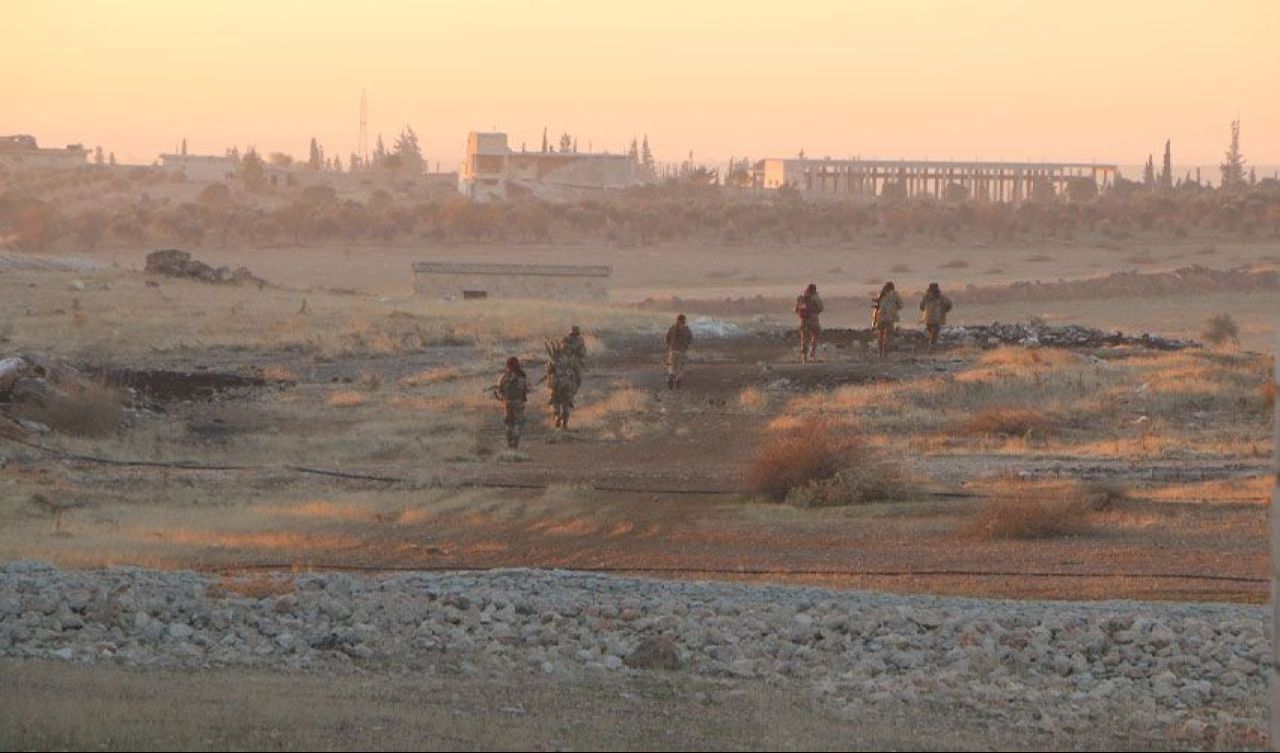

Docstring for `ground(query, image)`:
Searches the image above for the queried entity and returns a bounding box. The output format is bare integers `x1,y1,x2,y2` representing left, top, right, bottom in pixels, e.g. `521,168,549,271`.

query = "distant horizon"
4,1,1277,172
13,128,1280,187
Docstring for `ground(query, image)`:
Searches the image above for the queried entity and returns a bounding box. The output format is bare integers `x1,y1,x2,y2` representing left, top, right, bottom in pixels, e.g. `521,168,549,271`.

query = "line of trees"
3,172,1278,253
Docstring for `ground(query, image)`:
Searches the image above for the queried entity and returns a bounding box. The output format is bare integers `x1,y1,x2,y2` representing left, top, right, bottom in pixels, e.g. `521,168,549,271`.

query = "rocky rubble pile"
0,354,125,435
144,249,266,286
0,563,1265,736
803,323,1194,351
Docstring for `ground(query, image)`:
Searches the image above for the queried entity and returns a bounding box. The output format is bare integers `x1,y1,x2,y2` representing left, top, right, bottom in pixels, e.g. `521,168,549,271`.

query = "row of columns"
797,164,1117,202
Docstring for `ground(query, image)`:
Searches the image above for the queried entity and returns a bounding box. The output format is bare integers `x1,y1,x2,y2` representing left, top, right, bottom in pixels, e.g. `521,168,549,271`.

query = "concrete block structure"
413,261,611,301
159,153,237,182
458,132,642,202
0,135,87,170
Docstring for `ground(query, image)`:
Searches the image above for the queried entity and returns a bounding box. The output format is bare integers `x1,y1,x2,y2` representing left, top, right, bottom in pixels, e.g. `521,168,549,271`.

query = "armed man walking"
919,282,954,349
543,339,582,430
872,281,904,359
665,313,694,389
494,356,529,450
562,325,587,372
794,282,824,363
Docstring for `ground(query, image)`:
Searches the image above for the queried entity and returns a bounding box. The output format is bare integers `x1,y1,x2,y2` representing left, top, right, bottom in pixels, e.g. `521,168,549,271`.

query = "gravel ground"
0,561,1269,747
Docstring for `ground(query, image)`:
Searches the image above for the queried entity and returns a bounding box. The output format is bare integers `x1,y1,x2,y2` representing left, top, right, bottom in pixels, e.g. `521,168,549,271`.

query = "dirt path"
2,335,1268,603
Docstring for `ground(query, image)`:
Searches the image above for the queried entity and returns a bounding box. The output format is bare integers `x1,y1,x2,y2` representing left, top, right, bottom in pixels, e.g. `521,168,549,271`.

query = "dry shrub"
20,381,122,437
738,385,769,412
749,418,902,504
1079,480,1129,512
326,390,367,408
976,346,1075,371
957,406,1059,438
786,462,913,508
1201,314,1240,348
1263,378,1276,409
963,487,1094,540
889,263,912,274
939,258,970,269
1025,253,1054,263
399,366,466,387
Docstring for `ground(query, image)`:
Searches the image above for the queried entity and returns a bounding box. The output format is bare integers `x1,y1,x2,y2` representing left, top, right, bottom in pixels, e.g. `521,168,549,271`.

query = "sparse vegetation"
748,418,896,504
956,406,1060,438
1202,314,1241,348
15,380,122,437
962,483,1096,540
326,390,367,408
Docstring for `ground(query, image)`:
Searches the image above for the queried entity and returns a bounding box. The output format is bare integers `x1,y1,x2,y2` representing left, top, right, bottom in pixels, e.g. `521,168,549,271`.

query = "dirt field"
84,234,1280,351
5,659,1230,752
0,253,1270,603
0,235,1274,752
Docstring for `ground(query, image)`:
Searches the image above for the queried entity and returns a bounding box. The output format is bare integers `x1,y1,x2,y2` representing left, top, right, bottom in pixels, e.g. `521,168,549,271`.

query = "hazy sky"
4,0,1277,170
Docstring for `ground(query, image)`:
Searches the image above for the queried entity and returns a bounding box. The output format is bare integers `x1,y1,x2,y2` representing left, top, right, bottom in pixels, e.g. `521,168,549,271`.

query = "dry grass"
962,483,1096,540
737,385,770,413
574,387,653,431
261,365,298,384
399,365,469,387
956,406,1060,438
0,268,667,362
939,258,970,269
15,380,123,437
748,418,899,504
326,390,368,408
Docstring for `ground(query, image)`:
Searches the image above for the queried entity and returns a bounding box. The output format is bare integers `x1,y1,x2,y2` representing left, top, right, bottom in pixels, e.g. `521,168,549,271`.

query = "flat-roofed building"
0,135,87,170
459,131,642,202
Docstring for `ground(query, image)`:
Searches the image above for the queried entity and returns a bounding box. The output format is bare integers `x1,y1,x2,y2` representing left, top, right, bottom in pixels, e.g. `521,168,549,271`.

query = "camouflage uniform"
665,321,694,389
497,368,529,449
872,290,904,331
562,331,587,371
795,291,824,362
546,353,582,429
919,290,953,346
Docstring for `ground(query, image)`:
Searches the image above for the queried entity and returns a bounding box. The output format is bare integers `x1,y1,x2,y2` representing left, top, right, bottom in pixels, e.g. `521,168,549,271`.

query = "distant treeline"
2,164,1279,253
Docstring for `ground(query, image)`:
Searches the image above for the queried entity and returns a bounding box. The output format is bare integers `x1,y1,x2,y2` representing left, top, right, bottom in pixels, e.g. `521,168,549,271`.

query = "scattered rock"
0,566,1265,739
144,249,267,286
624,636,683,670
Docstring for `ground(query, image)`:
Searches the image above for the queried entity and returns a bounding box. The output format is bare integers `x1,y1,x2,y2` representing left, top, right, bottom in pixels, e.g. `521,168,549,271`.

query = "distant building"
753,157,1119,202
413,261,612,301
0,135,87,170
159,153,236,182
458,131,643,201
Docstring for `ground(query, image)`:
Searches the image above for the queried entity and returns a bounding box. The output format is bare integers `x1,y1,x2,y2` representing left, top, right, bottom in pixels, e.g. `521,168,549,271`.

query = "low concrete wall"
412,262,611,301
